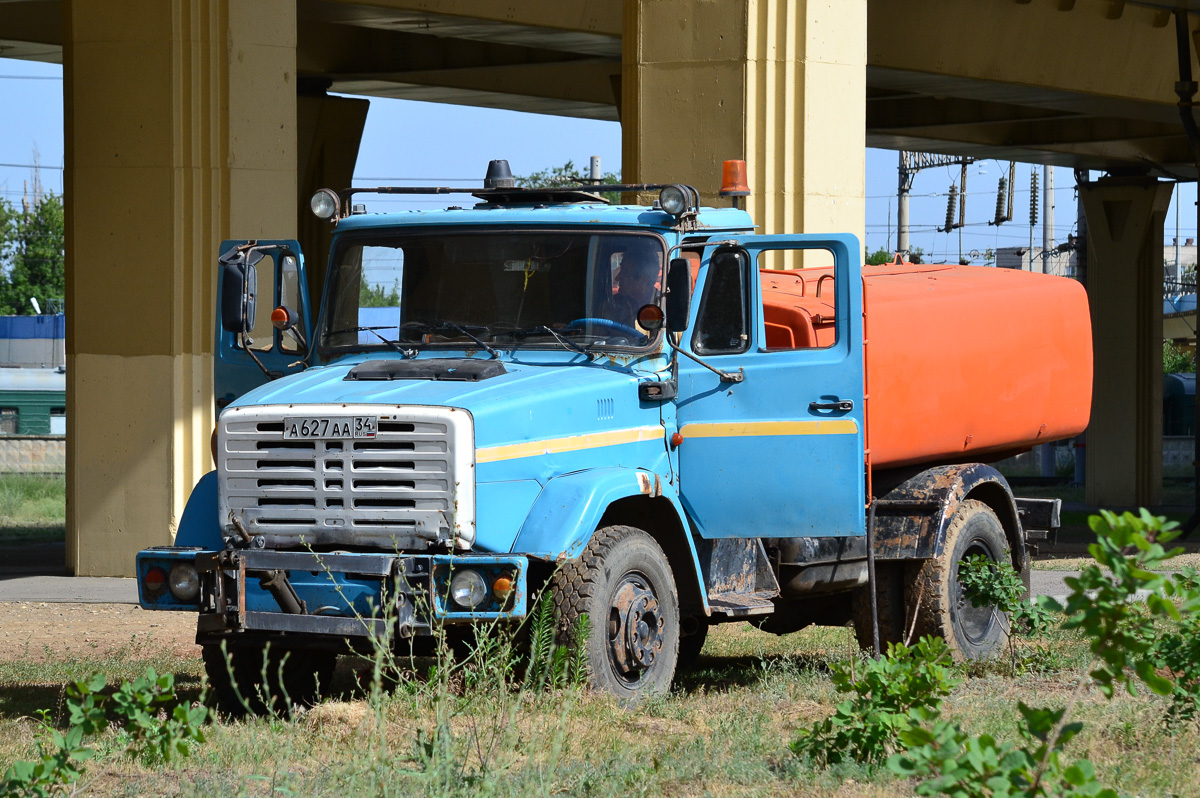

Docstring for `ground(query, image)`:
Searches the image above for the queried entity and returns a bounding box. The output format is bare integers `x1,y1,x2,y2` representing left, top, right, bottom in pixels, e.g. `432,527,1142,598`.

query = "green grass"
1,622,1196,797
0,473,64,545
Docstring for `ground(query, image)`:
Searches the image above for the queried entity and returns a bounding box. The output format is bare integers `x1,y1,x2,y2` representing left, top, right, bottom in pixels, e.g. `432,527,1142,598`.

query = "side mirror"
219,249,262,334
665,258,692,332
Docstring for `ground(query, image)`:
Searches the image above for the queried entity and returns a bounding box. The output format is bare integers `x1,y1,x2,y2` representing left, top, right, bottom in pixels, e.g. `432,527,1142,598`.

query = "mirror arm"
243,344,281,381
667,336,744,383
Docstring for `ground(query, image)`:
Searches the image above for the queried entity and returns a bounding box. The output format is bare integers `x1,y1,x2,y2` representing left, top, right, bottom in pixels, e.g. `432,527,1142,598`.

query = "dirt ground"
0,602,198,663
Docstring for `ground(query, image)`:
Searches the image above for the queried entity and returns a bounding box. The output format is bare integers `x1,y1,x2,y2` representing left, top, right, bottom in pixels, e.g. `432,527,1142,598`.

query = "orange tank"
760,261,1093,470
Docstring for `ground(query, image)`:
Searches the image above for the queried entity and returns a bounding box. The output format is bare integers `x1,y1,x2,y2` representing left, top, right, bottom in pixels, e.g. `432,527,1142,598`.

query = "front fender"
174,470,222,548
511,467,685,560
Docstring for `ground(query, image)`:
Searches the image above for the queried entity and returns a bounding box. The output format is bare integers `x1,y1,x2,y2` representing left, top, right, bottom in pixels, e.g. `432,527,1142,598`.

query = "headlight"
450,569,489,609
168,564,200,602
310,188,340,220
658,184,688,216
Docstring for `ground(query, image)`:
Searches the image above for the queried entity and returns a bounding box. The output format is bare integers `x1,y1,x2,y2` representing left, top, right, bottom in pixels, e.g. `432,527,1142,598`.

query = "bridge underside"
0,0,1194,573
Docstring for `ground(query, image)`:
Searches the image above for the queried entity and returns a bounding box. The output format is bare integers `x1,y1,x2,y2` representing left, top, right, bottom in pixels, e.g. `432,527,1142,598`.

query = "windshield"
319,230,666,354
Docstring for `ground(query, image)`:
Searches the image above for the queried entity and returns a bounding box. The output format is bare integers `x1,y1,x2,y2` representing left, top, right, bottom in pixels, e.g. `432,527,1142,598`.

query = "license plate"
282,416,377,439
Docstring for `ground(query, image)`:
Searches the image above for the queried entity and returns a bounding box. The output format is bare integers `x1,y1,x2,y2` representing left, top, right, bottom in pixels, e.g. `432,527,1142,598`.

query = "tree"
1164,341,1195,374
360,278,400,308
0,189,65,315
516,160,622,204
866,247,893,265
908,246,925,265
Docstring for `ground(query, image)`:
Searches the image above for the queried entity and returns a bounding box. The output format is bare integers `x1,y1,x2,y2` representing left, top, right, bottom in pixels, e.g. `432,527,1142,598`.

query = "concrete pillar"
64,0,297,575
1079,176,1173,509
297,91,369,302
621,0,866,265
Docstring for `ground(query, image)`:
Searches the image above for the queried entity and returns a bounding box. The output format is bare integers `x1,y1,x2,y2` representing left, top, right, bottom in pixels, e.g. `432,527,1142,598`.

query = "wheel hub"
608,575,665,680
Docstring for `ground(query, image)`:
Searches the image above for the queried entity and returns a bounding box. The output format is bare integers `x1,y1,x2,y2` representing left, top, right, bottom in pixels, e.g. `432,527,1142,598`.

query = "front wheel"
550,525,679,702
202,643,336,716
906,499,1011,660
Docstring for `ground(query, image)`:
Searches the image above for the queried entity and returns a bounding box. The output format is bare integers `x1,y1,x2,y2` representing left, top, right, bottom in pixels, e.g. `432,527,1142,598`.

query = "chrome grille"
218,404,475,549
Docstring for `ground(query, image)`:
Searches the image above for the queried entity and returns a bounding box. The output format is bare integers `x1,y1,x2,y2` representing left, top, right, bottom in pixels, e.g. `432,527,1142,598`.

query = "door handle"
809,400,853,412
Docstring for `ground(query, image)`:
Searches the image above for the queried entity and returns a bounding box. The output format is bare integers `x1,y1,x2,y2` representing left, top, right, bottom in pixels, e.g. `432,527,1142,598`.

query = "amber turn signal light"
719,160,750,197
493,575,514,601
636,303,665,332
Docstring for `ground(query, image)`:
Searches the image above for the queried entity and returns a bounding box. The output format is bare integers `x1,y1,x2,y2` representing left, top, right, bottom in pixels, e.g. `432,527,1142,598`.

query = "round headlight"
659,185,688,216
310,188,340,220
449,569,489,609
168,564,200,602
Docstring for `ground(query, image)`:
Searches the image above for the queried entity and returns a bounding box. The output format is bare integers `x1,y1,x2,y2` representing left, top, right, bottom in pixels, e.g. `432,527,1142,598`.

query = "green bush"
2,668,206,796
890,703,1117,797
790,636,960,767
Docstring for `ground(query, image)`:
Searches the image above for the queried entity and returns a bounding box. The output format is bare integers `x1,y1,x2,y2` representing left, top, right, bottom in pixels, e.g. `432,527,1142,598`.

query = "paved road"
0,575,138,603
0,570,1087,606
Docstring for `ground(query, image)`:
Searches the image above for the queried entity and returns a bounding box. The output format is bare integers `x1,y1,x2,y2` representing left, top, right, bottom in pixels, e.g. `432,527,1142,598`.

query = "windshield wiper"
327,326,416,358
435,322,499,358
525,325,592,357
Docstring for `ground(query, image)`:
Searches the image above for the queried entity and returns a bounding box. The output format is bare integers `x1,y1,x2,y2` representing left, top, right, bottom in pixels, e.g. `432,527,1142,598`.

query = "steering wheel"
566,317,645,340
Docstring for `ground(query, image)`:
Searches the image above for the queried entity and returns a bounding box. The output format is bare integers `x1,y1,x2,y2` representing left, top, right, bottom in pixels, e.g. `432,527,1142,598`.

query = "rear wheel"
203,643,336,716
550,525,679,703
907,499,1011,660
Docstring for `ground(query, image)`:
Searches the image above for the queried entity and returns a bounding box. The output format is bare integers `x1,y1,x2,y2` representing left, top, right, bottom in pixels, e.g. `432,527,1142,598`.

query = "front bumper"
136,547,527,640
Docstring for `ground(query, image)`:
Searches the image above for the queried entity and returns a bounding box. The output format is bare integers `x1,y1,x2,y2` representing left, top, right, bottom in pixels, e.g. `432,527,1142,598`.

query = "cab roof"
333,202,755,234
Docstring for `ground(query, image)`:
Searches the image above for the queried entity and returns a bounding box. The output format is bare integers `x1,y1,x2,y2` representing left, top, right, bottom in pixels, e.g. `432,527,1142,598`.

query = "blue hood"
231,354,668,452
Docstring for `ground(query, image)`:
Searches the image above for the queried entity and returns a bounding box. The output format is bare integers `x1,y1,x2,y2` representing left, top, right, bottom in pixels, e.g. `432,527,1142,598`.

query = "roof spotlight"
310,188,341,220
659,184,689,216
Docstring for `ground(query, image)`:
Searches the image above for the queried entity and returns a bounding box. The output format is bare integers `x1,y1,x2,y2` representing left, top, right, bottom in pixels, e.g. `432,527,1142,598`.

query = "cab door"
675,234,865,539
215,240,313,406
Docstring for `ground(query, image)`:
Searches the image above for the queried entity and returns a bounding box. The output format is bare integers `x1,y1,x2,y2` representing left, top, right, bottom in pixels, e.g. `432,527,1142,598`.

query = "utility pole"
1040,165,1057,477
1043,165,1055,275
897,152,910,256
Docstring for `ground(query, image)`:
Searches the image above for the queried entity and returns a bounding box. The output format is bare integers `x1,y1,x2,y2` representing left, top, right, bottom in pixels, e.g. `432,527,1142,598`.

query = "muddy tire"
550,525,679,703
851,562,908,652
906,499,1011,660
202,643,336,716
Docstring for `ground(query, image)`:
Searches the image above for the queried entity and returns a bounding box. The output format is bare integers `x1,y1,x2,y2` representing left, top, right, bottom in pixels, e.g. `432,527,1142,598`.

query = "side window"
279,254,305,354
246,253,274,352
693,248,750,355
759,249,838,350
50,408,65,435
0,408,17,434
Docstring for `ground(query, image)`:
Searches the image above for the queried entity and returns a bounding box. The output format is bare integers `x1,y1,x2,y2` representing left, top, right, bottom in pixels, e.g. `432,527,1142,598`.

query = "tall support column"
64,0,297,575
622,0,866,264
1079,176,1173,509
297,91,369,303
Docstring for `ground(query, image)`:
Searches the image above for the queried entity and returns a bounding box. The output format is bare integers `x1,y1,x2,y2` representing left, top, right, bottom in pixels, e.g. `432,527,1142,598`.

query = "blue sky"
1,55,1194,264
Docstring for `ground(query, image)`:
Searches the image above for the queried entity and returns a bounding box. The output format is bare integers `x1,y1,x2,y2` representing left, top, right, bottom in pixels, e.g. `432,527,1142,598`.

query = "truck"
135,159,1092,710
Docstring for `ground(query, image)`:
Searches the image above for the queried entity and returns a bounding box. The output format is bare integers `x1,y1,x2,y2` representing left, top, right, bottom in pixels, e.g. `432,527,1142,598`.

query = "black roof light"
484,159,515,189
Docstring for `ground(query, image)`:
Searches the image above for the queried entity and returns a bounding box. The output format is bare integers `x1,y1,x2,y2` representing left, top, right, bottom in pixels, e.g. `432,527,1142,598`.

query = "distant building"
0,315,64,369
995,245,1077,278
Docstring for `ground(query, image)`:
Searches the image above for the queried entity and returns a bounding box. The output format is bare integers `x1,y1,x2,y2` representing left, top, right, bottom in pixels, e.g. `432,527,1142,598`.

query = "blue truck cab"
136,162,1055,709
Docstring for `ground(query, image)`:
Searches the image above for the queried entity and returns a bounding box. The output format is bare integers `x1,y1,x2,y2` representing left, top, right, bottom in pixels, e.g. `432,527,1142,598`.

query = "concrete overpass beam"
64,0,298,576
622,0,866,259
1080,176,1173,509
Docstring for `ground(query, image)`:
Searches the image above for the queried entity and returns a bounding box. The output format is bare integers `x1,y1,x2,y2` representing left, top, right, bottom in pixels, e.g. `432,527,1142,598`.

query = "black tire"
907,499,1011,660
550,525,679,703
677,618,709,669
203,643,336,716
851,562,908,653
